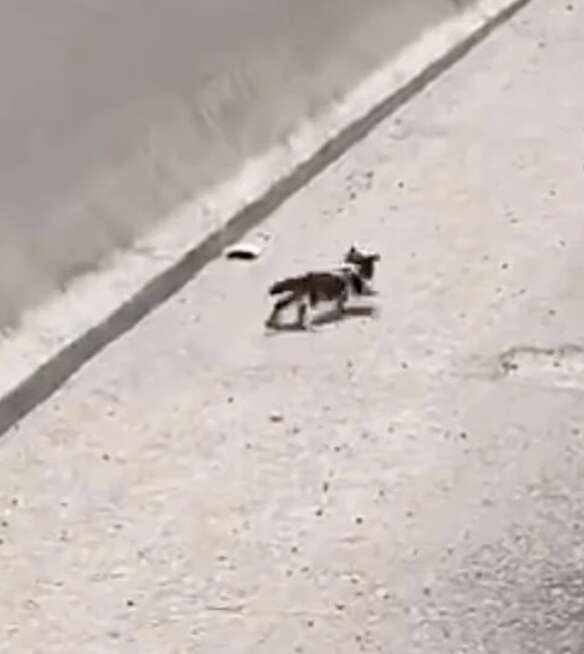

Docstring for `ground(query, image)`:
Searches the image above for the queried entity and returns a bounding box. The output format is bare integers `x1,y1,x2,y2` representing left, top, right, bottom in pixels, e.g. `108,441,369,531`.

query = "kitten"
265,245,379,329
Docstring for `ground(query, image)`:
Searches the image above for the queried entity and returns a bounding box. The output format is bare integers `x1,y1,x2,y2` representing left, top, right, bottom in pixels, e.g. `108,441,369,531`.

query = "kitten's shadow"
312,304,378,326
265,304,378,334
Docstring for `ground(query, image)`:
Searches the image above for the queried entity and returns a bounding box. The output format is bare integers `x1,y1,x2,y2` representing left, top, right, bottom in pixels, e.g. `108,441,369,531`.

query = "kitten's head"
344,245,380,280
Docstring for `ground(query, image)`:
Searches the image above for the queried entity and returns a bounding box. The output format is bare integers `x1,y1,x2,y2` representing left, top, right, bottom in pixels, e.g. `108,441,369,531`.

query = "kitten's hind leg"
265,292,296,328
297,301,309,329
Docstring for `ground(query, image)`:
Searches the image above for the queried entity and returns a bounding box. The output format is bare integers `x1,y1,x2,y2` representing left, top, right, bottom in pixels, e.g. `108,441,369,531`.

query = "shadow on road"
265,304,378,334
312,304,378,325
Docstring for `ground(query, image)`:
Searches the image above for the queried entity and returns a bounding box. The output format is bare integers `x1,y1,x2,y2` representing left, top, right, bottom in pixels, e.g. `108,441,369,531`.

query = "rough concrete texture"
0,0,525,430
0,0,472,326
2,0,584,652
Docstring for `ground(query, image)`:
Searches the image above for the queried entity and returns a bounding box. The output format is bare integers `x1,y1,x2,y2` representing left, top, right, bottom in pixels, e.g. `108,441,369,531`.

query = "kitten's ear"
345,245,356,261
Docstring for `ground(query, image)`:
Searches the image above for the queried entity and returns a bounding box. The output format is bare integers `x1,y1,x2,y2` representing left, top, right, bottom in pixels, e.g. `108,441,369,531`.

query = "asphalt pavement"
2,1,584,652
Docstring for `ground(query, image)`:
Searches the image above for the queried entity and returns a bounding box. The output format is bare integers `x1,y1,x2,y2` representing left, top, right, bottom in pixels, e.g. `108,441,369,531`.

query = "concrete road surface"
2,1,584,652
